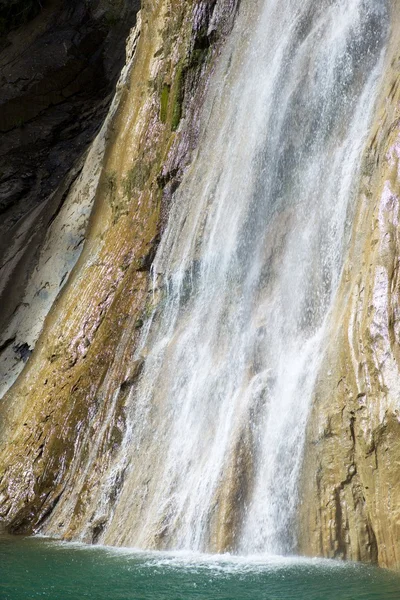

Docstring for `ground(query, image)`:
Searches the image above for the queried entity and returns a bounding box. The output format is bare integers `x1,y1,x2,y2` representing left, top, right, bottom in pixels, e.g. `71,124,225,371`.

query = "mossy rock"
122,162,151,197
171,66,184,131
159,66,185,131
160,84,170,124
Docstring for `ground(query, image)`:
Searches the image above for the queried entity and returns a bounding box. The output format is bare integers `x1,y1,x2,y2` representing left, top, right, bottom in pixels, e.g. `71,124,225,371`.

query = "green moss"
160,84,170,124
188,47,209,70
104,171,117,195
171,66,184,131
122,162,151,198
159,65,185,131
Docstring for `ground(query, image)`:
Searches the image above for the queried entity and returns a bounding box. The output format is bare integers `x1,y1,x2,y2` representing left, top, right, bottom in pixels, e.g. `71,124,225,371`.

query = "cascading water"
55,0,390,553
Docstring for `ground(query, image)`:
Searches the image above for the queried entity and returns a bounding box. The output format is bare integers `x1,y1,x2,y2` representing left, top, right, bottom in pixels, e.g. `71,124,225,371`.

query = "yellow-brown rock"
0,0,239,540
299,7,400,569
3,0,400,569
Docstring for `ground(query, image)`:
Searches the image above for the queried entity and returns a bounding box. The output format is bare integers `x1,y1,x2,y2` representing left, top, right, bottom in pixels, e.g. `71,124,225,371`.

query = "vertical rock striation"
2,0,400,570
299,6,400,569
0,0,240,542
0,0,141,396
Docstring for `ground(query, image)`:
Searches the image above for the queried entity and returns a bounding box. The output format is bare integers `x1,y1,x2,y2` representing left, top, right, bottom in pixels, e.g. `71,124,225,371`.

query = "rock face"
298,8,400,570
0,0,140,396
0,0,240,542
0,0,139,231
2,0,400,570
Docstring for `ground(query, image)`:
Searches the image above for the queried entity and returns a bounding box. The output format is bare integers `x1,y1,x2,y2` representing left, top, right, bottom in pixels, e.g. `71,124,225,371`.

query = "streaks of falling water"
102,0,389,553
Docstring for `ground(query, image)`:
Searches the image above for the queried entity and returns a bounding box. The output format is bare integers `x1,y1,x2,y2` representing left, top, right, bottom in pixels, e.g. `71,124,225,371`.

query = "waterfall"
87,0,389,553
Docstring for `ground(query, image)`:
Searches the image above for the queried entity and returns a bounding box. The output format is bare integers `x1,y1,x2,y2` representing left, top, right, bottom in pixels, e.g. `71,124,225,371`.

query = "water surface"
1,537,400,599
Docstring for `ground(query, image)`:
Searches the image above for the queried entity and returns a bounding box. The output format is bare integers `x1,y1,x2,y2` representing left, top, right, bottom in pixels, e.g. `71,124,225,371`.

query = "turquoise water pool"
1,536,400,599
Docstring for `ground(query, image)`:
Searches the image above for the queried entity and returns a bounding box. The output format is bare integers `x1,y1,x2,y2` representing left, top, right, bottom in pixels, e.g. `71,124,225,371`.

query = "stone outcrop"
299,7,400,569
0,0,140,396
0,0,240,541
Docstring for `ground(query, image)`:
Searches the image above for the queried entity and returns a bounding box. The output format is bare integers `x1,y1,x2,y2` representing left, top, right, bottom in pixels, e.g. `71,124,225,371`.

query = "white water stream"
51,0,390,553
105,0,389,554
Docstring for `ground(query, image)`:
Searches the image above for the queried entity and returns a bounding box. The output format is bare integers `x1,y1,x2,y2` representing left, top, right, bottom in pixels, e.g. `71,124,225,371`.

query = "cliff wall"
0,0,240,542
2,0,400,570
299,7,400,569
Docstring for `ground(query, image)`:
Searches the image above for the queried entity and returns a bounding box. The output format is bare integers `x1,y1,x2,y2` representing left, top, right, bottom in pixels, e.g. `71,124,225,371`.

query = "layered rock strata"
2,0,400,571
299,8,400,569
0,0,239,542
0,0,140,396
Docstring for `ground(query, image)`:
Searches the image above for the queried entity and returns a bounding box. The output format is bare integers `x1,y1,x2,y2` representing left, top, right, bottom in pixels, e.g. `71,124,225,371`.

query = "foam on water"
37,537,377,578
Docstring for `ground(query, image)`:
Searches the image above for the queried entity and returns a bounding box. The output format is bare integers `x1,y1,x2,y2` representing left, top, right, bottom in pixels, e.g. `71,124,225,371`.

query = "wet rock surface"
3,0,400,570
299,8,400,569
0,0,240,541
